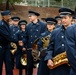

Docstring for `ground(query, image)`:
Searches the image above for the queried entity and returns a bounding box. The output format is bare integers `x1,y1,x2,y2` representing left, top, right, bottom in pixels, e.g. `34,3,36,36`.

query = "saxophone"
48,51,69,69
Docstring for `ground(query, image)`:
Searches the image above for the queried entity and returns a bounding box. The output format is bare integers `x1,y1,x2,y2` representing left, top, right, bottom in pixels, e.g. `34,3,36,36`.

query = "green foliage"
0,0,2,3
0,0,23,4
54,0,61,2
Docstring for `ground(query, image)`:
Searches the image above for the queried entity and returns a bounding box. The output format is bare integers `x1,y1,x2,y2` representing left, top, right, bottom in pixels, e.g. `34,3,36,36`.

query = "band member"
55,15,62,28
16,20,27,75
65,12,76,75
25,10,47,75
0,10,13,75
45,7,74,75
37,17,57,75
41,18,46,23
9,18,13,26
10,16,20,43
10,16,20,69
71,15,76,24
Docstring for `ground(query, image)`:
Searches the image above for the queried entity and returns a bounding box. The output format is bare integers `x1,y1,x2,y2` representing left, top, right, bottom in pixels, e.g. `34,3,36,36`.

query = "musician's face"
28,15,37,22
61,15,72,27
47,24,55,32
20,25,26,29
57,19,61,25
13,20,19,26
9,19,13,25
3,15,11,22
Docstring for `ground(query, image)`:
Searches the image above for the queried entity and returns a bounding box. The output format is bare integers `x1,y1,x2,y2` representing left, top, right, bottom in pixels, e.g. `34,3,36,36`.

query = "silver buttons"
61,36,64,38
35,36,37,37
36,30,38,31
21,36,23,38
0,46,2,48
62,44,64,46
30,29,32,31
31,42,32,44
31,36,32,37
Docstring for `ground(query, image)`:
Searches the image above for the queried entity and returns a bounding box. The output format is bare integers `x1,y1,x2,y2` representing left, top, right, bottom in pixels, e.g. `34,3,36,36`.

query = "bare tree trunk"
75,6,76,15
6,0,9,10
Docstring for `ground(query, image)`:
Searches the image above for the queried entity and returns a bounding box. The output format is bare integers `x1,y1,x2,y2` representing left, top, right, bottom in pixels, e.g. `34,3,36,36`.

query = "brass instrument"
32,38,40,62
40,35,50,56
20,54,27,66
48,51,69,69
10,42,17,55
41,35,50,48
32,35,50,61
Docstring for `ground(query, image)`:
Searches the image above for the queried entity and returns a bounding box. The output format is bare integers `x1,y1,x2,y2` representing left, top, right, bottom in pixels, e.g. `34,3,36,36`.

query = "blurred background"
0,0,76,22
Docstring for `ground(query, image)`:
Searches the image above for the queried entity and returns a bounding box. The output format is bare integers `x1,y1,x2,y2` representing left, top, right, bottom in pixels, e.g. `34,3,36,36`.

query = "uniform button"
62,44,64,46
31,42,32,44
36,30,38,31
61,36,64,38
0,46,2,48
21,36,23,38
13,29,15,31
31,36,32,37
35,36,37,37
14,34,15,35
18,30,19,31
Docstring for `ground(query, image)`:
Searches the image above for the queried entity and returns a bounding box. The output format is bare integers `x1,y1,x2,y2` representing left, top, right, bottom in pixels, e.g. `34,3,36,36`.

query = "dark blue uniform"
10,25,20,43
25,20,46,75
16,30,27,68
15,20,27,75
16,30,27,75
45,25,70,75
56,24,62,28
0,20,13,75
65,24,76,75
37,31,51,75
55,15,62,28
10,24,20,70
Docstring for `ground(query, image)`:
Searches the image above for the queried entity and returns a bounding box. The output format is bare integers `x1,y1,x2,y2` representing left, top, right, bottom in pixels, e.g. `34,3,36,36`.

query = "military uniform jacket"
0,20,11,44
65,24,76,70
37,30,51,75
17,30,27,43
45,25,67,61
25,20,46,48
10,24,20,43
16,30,27,69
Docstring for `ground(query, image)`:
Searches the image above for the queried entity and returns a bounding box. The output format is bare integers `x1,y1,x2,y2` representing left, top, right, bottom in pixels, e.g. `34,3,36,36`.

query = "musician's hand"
22,48,26,51
18,41,24,46
47,59,54,68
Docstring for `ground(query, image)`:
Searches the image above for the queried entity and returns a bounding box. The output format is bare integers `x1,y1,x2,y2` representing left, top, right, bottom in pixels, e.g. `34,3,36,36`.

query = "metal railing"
23,0,76,9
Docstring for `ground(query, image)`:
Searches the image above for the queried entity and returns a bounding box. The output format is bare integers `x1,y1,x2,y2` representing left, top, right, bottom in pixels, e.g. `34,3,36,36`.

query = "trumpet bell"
20,54,27,66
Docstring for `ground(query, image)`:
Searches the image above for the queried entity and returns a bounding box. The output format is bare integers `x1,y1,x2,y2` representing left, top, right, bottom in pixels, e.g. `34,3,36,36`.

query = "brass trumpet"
10,42,17,55
20,54,27,66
